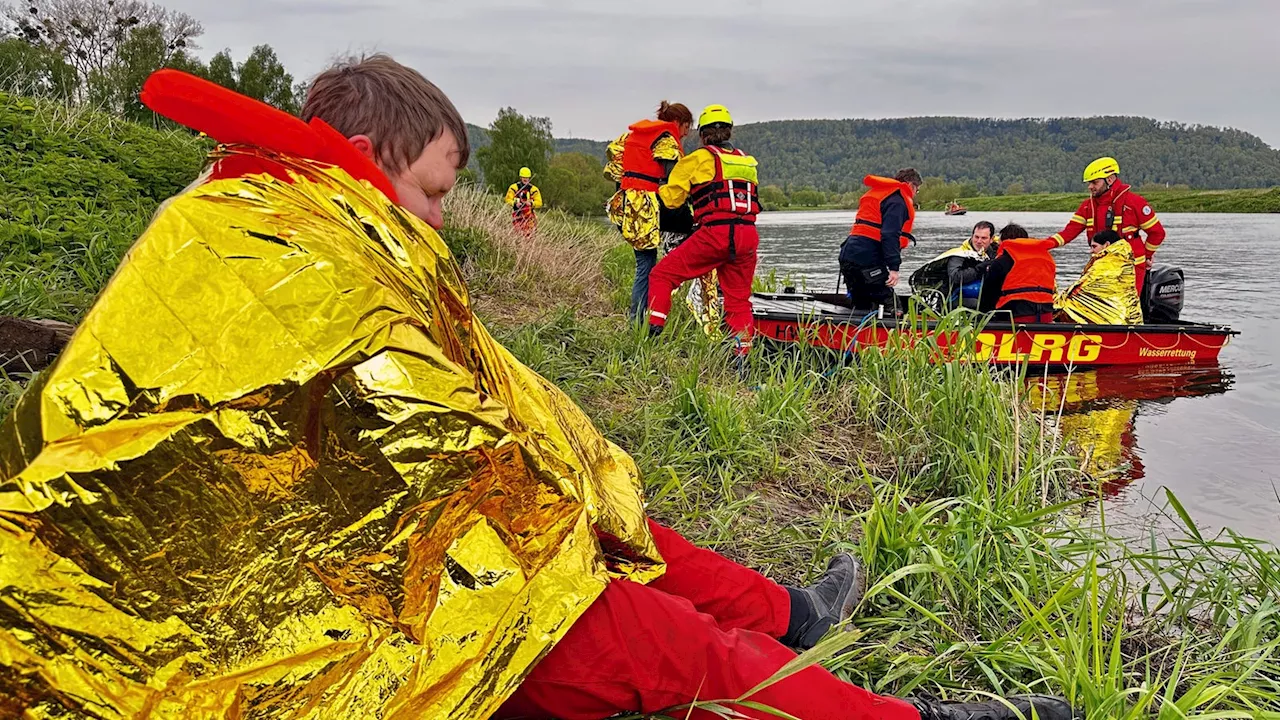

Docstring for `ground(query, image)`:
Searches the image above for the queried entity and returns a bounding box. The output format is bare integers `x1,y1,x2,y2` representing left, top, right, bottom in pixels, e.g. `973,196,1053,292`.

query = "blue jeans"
630,249,659,321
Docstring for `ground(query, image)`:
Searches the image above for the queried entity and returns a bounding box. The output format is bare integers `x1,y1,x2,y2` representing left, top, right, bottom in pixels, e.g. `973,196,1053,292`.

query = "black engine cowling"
1143,264,1184,323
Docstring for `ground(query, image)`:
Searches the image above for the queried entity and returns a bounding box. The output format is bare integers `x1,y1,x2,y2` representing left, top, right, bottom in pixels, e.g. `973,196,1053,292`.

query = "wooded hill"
470,117,1280,194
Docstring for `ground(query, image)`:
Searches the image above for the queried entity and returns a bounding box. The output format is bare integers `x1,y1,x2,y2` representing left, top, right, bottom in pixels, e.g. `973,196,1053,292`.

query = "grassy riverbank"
956,186,1280,213
448,190,1280,717
2,93,1279,717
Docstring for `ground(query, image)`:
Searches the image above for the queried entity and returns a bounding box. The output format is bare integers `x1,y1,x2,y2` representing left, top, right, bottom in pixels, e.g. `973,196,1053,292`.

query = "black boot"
647,323,664,339
779,553,864,650
908,694,1082,720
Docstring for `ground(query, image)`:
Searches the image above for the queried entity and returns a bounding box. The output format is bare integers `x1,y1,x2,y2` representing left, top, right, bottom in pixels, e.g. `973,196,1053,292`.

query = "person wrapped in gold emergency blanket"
0,65,661,719
1056,229,1144,325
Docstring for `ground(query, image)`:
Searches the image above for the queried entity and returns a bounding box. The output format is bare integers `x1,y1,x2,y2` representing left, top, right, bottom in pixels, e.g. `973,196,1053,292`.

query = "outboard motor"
1143,264,1184,323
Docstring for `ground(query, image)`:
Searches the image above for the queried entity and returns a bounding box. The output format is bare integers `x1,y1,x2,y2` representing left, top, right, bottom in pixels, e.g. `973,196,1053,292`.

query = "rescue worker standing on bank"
839,169,923,312
505,166,543,237
604,102,694,319
1051,157,1166,295
979,223,1059,324
648,104,760,359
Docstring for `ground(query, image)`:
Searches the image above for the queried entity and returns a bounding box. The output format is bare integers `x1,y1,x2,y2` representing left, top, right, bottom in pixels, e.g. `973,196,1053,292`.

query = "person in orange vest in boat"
505,166,543,236
1051,157,1166,296
647,104,760,360
979,223,1058,324
838,169,922,312
604,102,695,320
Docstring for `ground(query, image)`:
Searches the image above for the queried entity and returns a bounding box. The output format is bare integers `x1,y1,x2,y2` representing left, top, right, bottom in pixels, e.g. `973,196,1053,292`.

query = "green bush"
0,91,206,320
541,152,614,216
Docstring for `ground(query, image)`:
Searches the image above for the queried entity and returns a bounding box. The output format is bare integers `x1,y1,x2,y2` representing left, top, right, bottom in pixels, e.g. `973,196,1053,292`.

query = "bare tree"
2,0,201,88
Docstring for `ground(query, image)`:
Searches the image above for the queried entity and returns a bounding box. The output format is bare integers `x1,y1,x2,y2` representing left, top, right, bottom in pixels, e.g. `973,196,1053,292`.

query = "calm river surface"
755,210,1280,543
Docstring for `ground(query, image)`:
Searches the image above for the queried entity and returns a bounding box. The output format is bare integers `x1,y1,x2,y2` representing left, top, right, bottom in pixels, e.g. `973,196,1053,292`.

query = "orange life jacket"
689,145,761,225
848,175,916,249
996,238,1057,307
620,119,683,192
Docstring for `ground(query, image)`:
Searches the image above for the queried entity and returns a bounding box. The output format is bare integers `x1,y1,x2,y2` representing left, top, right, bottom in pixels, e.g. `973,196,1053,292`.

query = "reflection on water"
1029,366,1235,496
755,210,1280,542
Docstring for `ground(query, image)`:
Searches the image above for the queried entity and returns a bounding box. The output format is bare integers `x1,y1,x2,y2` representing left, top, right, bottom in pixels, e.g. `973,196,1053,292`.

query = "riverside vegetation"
2,93,1280,718
955,186,1280,214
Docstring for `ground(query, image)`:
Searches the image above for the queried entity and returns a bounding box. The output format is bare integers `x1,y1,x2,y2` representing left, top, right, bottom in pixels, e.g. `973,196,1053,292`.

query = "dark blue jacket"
838,192,910,271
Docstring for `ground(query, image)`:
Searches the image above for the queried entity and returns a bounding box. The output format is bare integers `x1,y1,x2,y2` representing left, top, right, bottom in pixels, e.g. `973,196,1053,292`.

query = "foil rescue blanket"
0,148,663,719
1055,241,1143,325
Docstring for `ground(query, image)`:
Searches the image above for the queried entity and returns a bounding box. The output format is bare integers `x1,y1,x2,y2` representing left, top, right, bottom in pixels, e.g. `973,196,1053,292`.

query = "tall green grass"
0,91,205,321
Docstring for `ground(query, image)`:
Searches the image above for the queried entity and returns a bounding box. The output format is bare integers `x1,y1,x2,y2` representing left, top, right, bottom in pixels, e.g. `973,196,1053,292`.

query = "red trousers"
496,520,919,720
514,208,537,238
647,221,759,344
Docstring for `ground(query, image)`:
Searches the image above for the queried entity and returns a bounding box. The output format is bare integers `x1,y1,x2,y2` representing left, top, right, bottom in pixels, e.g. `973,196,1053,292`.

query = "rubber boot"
908,694,1082,720
779,553,865,650
647,323,664,339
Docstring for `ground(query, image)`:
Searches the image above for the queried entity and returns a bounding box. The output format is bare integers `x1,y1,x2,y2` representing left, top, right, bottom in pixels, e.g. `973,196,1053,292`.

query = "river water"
755,210,1280,543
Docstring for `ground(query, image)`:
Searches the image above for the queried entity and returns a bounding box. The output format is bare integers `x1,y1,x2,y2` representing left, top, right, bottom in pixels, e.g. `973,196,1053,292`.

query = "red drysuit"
1051,181,1166,295
497,520,920,720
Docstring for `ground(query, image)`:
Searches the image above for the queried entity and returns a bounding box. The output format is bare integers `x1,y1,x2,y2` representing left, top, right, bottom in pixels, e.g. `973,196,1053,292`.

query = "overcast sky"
166,0,1279,147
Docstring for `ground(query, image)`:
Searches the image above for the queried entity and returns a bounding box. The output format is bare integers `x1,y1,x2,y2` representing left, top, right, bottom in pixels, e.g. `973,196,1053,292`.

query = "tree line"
473,114,1280,215
2,0,303,122
727,116,1280,194
3,1,607,216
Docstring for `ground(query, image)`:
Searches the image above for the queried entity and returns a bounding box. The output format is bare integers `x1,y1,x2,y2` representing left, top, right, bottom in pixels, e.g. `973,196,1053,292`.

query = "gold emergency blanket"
0,148,664,719
608,188,663,251
1056,402,1139,481
1055,241,1143,325
1029,372,1139,484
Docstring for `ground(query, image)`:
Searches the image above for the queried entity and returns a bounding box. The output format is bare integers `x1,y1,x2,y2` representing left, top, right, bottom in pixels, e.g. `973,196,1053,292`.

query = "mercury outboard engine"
1143,264,1184,323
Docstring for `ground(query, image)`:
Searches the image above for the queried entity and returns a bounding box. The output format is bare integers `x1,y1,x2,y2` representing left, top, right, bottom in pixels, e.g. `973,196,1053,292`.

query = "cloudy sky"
167,0,1279,146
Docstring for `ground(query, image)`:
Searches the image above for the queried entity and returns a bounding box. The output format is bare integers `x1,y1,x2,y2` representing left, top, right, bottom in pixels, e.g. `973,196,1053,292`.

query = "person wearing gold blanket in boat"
1057,229,1145,326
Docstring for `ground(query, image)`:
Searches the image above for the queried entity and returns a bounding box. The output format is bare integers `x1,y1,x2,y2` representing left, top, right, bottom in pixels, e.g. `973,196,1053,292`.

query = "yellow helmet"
519,167,532,178
1083,157,1120,182
698,104,734,128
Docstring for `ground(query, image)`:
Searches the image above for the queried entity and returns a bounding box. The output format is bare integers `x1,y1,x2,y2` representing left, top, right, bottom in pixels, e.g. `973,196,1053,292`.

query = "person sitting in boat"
907,221,995,311
947,220,996,308
979,223,1058,324
1056,230,1144,325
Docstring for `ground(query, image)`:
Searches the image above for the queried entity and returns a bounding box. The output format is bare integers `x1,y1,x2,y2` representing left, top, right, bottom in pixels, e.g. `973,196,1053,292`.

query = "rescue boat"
944,202,968,216
751,292,1237,367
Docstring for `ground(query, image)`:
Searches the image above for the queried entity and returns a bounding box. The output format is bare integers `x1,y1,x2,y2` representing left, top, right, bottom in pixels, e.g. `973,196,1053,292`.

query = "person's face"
1087,178,1109,198
1089,239,1106,256
384,132,462,230
970,226,993,251
678,122,691,139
